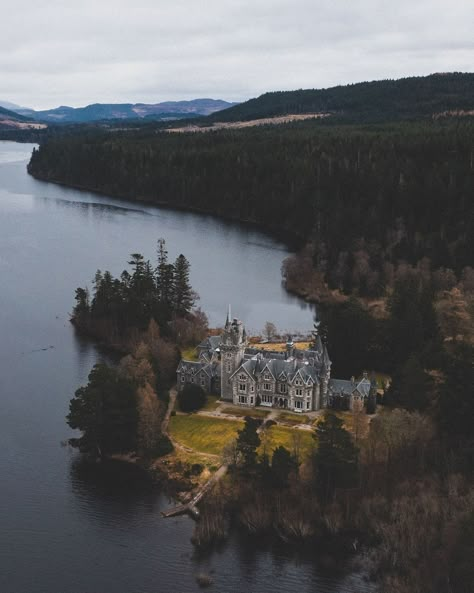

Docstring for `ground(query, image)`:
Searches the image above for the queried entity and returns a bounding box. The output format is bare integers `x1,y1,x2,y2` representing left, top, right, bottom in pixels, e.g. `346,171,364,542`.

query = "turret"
220,309,247,401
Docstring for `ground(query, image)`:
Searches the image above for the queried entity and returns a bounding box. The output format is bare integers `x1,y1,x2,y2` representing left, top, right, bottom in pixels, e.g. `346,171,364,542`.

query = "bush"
150,434,173,457
178,384,207,412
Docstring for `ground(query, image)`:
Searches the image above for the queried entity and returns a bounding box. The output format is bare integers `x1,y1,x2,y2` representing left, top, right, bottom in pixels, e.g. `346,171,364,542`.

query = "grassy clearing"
253,341,312,352
181,346,199,361
202,395,220,411
260,425,315,459
220,406,269,419
169,414,243,456
277,411,311,425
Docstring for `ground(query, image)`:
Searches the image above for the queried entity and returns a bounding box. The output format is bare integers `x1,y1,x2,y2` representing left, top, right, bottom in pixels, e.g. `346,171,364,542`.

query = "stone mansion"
176,309,373,413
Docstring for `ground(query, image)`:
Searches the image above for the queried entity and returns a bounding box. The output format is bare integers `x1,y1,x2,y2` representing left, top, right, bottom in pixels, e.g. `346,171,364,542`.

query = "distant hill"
207,73,474,124
18,98,238,123
0,100,27,111
0,106,46,132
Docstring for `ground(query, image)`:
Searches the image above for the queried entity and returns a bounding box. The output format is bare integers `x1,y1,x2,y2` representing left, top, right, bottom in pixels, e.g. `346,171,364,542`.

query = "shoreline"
27,168,307,251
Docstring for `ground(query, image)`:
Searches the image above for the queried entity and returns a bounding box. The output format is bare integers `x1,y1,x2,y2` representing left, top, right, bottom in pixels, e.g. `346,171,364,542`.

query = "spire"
225,304,232,327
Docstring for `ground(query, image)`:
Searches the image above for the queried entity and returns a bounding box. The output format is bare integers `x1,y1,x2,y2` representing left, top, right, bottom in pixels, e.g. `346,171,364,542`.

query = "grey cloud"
0,0,472,108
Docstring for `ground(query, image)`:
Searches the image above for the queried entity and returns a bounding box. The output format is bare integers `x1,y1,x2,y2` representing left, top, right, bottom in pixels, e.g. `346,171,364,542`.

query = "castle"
177,308,374,413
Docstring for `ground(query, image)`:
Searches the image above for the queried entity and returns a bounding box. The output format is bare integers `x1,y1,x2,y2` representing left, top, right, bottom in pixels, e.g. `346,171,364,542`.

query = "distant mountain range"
4,98,238,123
2,73,473,131
0,105,47,131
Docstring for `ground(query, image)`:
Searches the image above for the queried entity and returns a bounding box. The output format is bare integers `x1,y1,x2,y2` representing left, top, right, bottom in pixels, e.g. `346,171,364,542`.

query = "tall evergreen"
313,413,359,502
173,254,194,315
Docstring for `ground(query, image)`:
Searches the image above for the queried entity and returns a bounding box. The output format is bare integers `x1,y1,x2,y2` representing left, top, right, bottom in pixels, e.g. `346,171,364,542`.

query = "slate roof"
177,360,220,378
198,335,222,351
328,379,354,395
233,355,320,384
328,377,371,396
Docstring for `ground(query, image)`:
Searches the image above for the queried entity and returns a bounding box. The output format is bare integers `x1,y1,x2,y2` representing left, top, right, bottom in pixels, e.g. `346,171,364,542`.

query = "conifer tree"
173,254,195,315
313,412,359,502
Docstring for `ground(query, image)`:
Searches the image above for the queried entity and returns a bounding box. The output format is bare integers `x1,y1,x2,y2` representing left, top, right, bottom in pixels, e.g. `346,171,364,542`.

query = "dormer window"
264,373,270,381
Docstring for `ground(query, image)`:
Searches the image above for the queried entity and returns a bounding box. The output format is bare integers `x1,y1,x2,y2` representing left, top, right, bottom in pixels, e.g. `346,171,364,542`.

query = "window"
296,388,303,396
239,383,246,392
306,401,310,409
264,373,270,380
226,353,232,358
238,395,247,404
250,397,254,405
262,394,273,403
295,400,302,409
279,383,287,393
295,379,302,386
264,383,271,391
239,374,246,380
250,385,254,392
181,375,185,382
226,363,231,372
201,378,205,386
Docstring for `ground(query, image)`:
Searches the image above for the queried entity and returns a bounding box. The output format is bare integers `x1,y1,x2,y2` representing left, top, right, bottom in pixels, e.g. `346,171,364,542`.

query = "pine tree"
313,412,359,502
156,238,175,308
66,363,138,457
236,417,261,469
173,254,195,315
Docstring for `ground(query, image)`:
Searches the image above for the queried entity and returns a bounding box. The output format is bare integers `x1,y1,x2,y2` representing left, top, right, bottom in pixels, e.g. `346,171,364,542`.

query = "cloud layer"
1,0,473,109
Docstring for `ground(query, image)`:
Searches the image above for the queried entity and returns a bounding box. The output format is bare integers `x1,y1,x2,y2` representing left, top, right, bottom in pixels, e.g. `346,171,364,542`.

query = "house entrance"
277,397,288,408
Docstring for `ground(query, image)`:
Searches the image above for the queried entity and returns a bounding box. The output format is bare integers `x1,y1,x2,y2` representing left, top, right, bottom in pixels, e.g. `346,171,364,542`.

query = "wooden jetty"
161,464,227,520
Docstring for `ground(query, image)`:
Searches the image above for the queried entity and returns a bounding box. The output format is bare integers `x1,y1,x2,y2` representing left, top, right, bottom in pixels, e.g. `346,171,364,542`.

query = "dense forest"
29,118,474,296
26,75,474,592
67,240,208,459
206,72,474,123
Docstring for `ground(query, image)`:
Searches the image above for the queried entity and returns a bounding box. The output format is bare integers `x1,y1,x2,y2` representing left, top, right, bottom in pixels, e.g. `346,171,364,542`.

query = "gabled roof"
198,335,221,351
177,360,217,378
328,377,370,397
230,361,256,381
328,379,354,395
355,378,371,397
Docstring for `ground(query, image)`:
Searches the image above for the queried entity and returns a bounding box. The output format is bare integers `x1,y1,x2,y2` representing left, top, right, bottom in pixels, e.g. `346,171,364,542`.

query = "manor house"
177,309,373,413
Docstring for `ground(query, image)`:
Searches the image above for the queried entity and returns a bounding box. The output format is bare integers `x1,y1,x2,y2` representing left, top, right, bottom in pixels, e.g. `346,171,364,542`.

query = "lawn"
220,406,269,419
259,425,315,459
202,395,220,411
277,411,310,425
169,414,243,456
254,341,312,352
180,346,199,361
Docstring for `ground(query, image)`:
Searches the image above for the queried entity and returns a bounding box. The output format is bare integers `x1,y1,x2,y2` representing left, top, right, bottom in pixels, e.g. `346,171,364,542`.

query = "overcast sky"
1,0,473,109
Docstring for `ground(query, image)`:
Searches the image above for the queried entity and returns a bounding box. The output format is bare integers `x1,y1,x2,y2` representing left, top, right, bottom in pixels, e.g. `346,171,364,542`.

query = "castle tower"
220,307,247,401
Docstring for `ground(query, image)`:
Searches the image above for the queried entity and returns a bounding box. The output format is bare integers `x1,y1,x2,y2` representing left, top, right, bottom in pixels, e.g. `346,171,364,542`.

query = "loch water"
0,141,372,593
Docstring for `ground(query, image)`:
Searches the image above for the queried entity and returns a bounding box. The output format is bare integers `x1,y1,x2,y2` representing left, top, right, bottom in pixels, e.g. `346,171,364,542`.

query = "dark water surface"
0,141,372,593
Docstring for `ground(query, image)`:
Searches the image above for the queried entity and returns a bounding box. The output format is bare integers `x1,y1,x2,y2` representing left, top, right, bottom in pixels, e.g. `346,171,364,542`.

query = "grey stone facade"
177,309,334,413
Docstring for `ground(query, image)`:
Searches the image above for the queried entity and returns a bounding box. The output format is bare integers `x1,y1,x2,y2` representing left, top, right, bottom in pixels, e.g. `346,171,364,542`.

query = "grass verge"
220,406,269,419
169,414,243,456
259,425,315,459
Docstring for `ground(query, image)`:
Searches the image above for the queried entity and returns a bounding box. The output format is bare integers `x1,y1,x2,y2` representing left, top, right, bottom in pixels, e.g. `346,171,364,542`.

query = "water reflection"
0,141,374,593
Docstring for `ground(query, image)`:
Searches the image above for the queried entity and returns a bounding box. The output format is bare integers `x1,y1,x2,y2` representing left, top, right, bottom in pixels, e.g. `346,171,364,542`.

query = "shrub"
178,384,207,412
147,434,173,457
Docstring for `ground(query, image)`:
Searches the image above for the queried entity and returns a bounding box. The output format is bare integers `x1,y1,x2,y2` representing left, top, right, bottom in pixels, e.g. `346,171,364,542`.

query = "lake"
0,141,372,593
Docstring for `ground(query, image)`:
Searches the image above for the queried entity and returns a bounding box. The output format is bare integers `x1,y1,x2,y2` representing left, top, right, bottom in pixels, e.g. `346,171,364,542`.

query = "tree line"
67,239,208,459
29,117,474,298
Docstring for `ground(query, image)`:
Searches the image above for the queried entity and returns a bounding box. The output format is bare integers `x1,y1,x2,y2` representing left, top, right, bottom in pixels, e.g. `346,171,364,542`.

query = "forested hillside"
28,118,474,294
207,72,474,123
